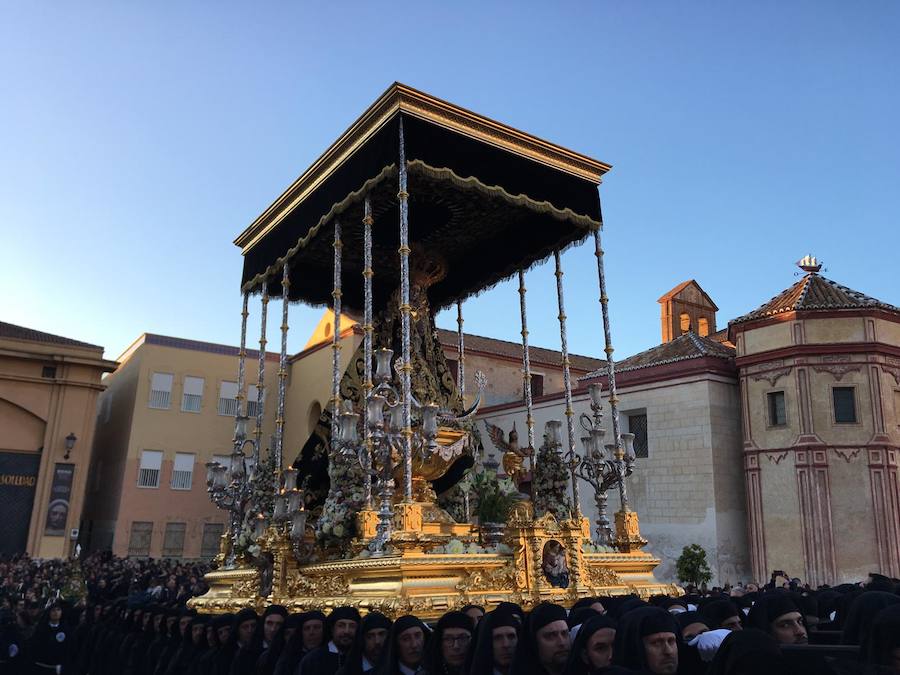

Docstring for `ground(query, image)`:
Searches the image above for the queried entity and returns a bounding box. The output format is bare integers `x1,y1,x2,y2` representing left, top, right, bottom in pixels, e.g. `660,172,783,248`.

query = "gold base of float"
190,499,678,619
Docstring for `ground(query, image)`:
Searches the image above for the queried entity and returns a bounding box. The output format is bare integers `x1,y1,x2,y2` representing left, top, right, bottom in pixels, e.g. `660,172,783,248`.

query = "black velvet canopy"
236,84,609,312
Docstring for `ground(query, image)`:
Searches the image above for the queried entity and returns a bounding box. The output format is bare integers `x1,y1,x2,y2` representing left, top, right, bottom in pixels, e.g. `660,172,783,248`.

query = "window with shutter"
137,450,163,488
200,523,225,559
162,522,186,558
833,387,857,424
171,453,194,490
128,521,153,557
767,391,787,426
149,373,174,409
182,376,204,412
218,381,239,416
628,413,649,458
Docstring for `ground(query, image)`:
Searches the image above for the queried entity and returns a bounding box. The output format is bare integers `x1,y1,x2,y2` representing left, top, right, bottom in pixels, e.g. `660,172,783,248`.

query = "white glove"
688,629,731,662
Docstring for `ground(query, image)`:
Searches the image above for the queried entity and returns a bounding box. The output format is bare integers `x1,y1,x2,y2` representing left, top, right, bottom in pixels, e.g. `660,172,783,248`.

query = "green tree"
675,544,713,586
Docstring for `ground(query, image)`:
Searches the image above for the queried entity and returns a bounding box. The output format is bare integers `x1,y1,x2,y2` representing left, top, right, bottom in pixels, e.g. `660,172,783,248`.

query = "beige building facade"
478,330,751,585
0,322,116,559
83,334,281,558
732,265,900,585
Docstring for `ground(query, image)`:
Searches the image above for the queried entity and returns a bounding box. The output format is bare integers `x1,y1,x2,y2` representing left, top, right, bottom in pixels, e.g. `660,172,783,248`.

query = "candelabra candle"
213,466,229,489
205,462,219,487
273,493,287,521
390,403,405,434
339,408,360,444
375,348,393,384
290,510,307,540
282,468,298,493
230,452,245,479
367,394,387,427
545,420,563,447
253,514,268,539
588,382,604,412
287,488,303,513
421,403,438,439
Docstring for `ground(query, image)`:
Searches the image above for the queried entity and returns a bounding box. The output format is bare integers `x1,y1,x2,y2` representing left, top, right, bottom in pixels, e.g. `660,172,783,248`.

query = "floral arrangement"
533,442,571,521
582,541,616,553
316,440,368,547
235,447,278,559
471,469,518,523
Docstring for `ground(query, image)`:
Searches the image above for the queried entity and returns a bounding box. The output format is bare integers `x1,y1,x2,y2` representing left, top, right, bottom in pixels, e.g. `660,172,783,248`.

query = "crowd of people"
1,553,899,675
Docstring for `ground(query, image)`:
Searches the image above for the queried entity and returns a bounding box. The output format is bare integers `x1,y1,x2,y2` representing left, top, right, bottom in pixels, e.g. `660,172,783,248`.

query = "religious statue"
542,540,570,589
484,420,532,491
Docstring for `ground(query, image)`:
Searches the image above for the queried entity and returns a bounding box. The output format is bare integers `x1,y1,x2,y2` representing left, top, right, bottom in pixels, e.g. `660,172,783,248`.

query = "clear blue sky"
2,2,898,364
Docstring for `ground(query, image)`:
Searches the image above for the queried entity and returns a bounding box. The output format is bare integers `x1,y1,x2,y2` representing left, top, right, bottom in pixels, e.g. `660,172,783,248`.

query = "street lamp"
64,433,77,460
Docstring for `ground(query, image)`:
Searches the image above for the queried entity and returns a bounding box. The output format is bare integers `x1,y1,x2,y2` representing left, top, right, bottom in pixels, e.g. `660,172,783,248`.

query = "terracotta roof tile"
436,328,603,372
579,332,734,380
731,273,898,325
0,321,102,349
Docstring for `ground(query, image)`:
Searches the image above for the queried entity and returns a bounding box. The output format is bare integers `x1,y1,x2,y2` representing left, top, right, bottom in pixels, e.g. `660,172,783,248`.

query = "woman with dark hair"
27,601,69,675
706,629,786,675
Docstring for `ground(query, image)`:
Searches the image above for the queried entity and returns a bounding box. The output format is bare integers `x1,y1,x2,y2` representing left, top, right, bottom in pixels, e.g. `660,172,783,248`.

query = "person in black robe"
706,629,786,675
373,614,428,675
213,609,258,675
68,605,95,675
699,600,743,633
612,606,680,675
509,603,571,675
335,612,391,675
273,611,326,675
27,601,70,675
156,610,198,675
125,606,163,675
465,607,519,675
166,615,211,675
746,594,807,646
1,607,25,675
564,614,630,675
299,607,361,675
254,606,291,675
673,612,708,643
840,591,900,647
422,611,473,675
192,614,234,675
119,609,147,672
147,610,181,675
229,605,287,675
459,607,484,630
863,603,900,672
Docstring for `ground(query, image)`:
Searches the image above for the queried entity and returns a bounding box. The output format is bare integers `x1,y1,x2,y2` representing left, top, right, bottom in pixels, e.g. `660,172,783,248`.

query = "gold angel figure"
484,420,531,489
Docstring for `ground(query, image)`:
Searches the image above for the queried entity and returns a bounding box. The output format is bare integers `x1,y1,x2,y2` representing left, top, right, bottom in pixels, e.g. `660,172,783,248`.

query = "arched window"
679,313,691,334
698,317,709,337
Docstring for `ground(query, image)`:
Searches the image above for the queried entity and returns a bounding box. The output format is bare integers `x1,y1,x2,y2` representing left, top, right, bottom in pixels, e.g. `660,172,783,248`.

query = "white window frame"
181,376,204,413
170,452,194,490
218,381,239,416
246,384,264,418
137,450,163,488
149,372,174,410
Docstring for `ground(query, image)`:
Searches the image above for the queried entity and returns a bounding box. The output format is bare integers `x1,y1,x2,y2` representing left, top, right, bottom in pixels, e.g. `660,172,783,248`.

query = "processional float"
191,83,677,619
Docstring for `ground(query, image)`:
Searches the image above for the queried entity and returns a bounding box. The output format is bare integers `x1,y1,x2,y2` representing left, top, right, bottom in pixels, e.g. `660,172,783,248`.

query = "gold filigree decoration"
585,566,622,588
285,572,349,597
456,564,518,593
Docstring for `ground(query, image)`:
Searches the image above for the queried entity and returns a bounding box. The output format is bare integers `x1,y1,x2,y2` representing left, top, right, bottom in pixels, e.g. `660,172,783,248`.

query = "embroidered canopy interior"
235,83,611,310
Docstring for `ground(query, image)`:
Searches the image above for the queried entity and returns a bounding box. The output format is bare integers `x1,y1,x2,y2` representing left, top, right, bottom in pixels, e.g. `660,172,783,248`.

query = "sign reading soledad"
0,451,42,556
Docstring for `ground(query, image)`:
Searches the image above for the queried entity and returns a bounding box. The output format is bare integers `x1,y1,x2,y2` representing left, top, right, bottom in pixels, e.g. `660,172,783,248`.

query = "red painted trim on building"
735,342,900,368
